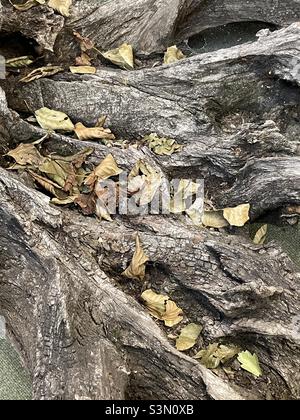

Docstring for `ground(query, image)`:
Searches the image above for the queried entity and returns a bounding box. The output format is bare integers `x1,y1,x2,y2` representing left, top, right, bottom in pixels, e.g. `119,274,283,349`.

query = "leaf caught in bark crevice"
194,343,240,369
202,210,229,228
35,107,75,132
253,224,268,245
103,43,134,70
69,66,96,75
145,133,183,156
74,122,115,141
223,203,250,227
48,0,72,17
123,235,149,281
20,66,64,83
128,160,162,206
141,289,169,319
6,143,46,166
176,323,202,351
164,46,185,65
141,289,183,327
10,0,45,11
237,351,262,378
6,56,34,68
85,154,123,188
162,300,184,327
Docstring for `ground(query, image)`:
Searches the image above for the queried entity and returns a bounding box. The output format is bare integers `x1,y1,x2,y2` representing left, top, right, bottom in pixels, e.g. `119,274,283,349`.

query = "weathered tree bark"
0,0,300,400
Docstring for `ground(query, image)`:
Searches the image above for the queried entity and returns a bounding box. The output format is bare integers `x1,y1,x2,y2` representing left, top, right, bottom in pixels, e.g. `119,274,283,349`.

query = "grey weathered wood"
1,0,300,401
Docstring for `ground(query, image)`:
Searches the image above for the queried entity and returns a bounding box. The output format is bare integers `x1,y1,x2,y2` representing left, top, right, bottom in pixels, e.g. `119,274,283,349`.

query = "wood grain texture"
0,0,300,400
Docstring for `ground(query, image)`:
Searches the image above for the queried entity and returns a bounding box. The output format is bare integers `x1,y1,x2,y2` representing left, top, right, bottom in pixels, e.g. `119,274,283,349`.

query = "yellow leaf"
28,171,68,199
122,235,149,281
253,224,268,245
48,0,72,17
51,196,78,205
162,300,183,327
202,210,229,228
10,0,45,11
39,159,76,190
237,351,262,378
35,107,75,132
74,122,115,141
186,198,203,225
215,345,240,364
103,43,134,70
145,133,182,156
69,66,96,74
164,46,185,65
6,56,34,68
170,180,201,215
6,143,46,166
223,203,250,227
20,66,63,83
95,198,113,221
84,154,123,187
195,343,240,369
176,323,202,351
128,160,162,206
194,343,220,369
141,289,169,319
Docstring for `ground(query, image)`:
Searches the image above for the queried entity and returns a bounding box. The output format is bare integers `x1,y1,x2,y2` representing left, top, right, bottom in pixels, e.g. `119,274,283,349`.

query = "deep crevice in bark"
0,0,300,401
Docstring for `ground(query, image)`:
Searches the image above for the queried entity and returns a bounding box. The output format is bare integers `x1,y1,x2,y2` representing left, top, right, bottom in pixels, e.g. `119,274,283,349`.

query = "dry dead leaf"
176,323,202,351
74,122,115,141
85,154,123,187
75,192,97,215
170,180,202,220
7,143,46,166
141,289,183,326
141,289,169,319
164,46,185,65
223,203,250,227
35,107,75,132
194,343,240,369
73,31,94,52
20,66,63,83
122,235,149,281
49,147,94,169
253,224,268,245
75,52,92,66
51,196,78,205
103,43,134,70
6,56,34,68
194,343,220,369
128,160,162,206
10,0,45,11
145,133,183,156
48,0,72,17
69,66,96,75
162,300,183,327
28,170,68,199
202,210,229,228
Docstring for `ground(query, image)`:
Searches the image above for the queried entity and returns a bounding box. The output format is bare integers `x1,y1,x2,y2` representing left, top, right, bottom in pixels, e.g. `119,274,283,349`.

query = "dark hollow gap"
0,32,39,59
188,21,278,53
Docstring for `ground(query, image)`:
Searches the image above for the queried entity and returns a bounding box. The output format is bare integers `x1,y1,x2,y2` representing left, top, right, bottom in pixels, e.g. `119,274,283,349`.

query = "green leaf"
176,323,202,351
145,133,182,156
6,56,34,68
237,351,262,378
194,343,240,369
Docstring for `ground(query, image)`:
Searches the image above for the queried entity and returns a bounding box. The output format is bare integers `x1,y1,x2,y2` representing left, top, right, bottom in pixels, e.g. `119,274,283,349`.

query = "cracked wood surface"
0,0,300,401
